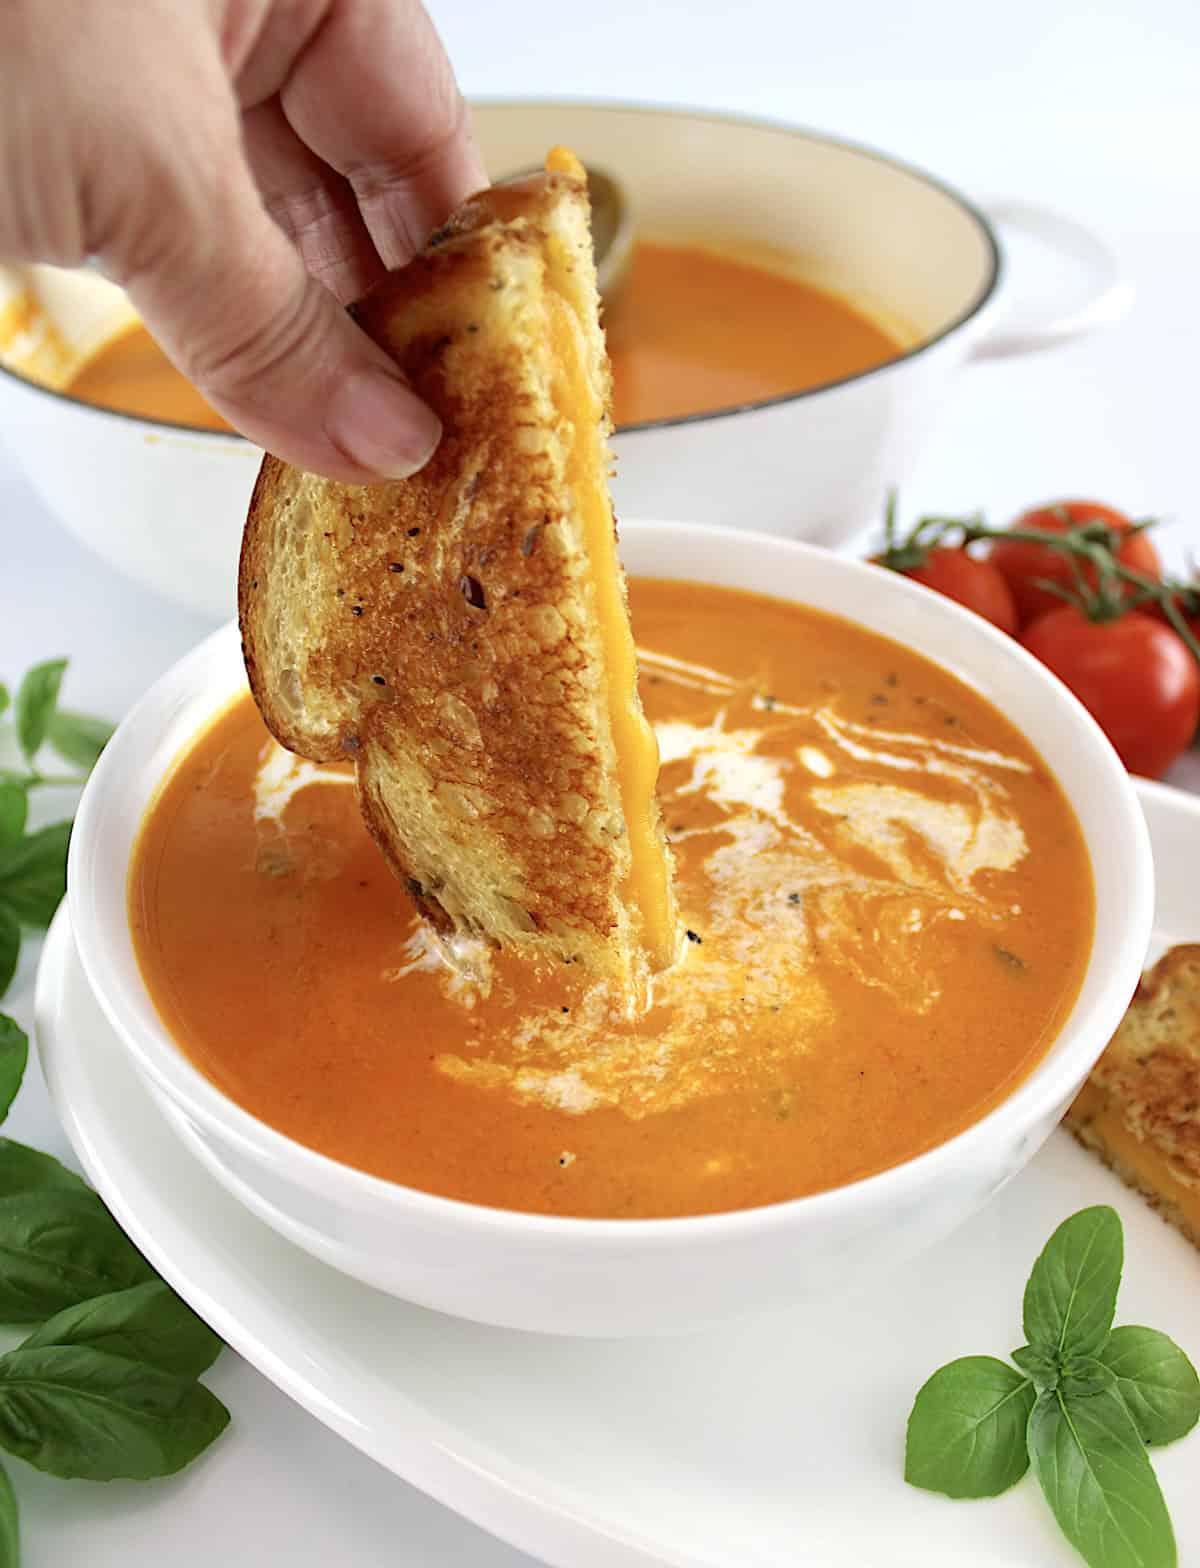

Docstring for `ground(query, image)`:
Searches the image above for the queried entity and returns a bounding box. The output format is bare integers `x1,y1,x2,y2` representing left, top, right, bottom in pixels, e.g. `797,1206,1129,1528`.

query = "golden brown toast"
239,149,679,988
1066,944,1200,1251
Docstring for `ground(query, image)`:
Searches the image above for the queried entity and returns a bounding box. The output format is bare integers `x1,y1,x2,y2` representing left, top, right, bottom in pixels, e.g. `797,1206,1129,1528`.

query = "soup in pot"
66,242,901,432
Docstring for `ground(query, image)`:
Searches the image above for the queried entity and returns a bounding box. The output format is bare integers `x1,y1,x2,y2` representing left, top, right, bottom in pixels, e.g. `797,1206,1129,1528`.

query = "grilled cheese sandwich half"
239,149,680,990
1066,944,1200,1250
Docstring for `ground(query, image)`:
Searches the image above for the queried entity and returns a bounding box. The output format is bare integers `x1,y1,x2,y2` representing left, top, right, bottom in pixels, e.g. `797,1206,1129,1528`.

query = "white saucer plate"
35,779,1200,1568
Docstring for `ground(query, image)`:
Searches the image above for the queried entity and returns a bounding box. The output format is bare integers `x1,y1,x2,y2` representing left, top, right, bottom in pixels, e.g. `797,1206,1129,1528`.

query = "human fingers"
242,97,387,305
121,149,443,480
237,0,486,270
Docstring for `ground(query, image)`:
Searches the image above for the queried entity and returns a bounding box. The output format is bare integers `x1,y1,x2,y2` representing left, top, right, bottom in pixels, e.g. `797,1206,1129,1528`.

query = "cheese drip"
542,152,679,973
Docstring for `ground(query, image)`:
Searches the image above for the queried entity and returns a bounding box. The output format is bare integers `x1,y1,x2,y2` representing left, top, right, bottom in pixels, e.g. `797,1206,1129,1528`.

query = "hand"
1,0,485,480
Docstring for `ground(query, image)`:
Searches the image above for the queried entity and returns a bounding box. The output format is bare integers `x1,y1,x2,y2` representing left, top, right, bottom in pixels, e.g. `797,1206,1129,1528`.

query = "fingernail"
325,369,442,479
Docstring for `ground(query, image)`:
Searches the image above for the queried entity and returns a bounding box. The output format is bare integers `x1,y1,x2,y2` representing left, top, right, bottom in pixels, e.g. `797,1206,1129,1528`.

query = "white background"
1,0,1198,1562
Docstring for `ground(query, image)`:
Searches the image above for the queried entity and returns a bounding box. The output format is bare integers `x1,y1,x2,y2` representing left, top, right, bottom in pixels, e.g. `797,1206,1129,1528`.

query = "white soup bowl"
67,521,1153,1337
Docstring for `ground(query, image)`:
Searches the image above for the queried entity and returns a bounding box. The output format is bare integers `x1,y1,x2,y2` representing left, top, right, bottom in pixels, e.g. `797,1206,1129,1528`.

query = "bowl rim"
68,521,1153,1245
1,99,1001,442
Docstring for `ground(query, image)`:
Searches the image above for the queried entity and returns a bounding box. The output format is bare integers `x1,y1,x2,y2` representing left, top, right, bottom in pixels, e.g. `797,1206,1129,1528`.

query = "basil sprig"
0,667,227,1561
0,1188,156,1323
0,659,115,1002
0,1041,229,1551
0,1027,27,1129
0,1345,228,1482
21,1280,222,1378
906,1207,1199,1568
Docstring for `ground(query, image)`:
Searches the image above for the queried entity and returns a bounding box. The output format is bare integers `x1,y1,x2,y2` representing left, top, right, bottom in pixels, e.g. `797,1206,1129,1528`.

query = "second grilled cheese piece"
1065,944,1200,1250
239,149,680,990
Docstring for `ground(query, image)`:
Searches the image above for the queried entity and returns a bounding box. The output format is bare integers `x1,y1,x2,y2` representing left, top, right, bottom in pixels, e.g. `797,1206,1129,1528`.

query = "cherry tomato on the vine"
1020,608,1199,778
1150,585,1200,648
991,501,1162,628
889,547,1019,635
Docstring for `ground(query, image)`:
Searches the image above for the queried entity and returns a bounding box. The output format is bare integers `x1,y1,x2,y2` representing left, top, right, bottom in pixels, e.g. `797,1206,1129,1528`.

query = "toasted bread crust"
1065,943,1200,1251
239,166,673,983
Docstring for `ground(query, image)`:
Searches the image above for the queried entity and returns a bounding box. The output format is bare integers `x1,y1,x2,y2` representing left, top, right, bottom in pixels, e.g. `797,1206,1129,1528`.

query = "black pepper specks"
351,604,364,617
372,675,386,686
407,527,421,537
460,574,487,610
686,929,703,945
787,892,801,905
388,562,405,573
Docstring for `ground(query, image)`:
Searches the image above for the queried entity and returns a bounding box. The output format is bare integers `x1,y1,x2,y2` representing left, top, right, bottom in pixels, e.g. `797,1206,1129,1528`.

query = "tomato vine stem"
878,501,1200,666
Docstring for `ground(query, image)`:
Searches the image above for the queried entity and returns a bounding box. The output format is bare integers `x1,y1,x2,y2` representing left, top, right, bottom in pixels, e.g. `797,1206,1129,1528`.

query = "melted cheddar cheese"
544,145,678,972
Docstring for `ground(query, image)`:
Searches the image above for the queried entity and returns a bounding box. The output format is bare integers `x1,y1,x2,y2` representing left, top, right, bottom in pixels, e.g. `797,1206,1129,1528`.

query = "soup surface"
605,242,900,423
130,580,1093,1219
67,323,230,431
66,242,900,432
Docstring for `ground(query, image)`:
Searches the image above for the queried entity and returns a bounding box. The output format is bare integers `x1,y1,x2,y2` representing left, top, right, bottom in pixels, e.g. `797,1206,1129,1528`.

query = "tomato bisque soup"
66,242,900,434
67,321,231,432
129,581,1093,1220
605,241,900,424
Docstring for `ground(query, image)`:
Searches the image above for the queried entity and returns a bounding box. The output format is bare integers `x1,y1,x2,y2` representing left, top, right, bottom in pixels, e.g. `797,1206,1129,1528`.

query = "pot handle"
970,199,1134,360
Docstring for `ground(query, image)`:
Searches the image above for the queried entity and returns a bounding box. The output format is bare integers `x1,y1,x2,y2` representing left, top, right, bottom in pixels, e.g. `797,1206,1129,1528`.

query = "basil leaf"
0,822,71,928
14,662,66,764
0,1189,155,1322
0,686,8,720
46,710,114,772
1028,1386,1176,1568
905,1355,1036,1498
0,1461,16,1568
0,1139,90,1198
0,1345,229,1480
0,914,18,1004
0,1020,27,1127
1013,1343,1060,1393
1102,1326,1200,1448
22,1280,222,1378
0,785,25,852
1023,1206,1123,1360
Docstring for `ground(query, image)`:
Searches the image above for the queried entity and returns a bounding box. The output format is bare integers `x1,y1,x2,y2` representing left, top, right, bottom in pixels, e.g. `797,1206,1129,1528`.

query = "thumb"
117,161,441,483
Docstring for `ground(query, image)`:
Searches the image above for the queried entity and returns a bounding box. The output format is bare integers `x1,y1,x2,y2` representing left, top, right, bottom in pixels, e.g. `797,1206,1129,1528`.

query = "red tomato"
990,501,1162,627
1021,608,1200,778
895,548,1018,635
1150,587,1200,647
